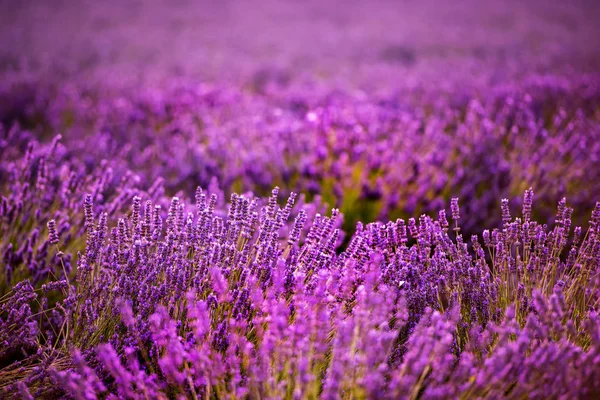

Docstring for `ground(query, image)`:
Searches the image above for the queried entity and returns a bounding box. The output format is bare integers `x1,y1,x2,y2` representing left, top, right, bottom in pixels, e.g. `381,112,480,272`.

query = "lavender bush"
1,174,600,398
2,0,600,398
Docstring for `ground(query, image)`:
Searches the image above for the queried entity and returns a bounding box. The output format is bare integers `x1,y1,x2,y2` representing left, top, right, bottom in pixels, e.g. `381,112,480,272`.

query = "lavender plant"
1,185,598,399
2,1,600,397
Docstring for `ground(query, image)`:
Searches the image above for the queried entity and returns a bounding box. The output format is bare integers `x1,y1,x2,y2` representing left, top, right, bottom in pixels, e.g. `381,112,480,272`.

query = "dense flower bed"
1,109,600,397
2,73,599,237
1,172,600,397
1,2,600,396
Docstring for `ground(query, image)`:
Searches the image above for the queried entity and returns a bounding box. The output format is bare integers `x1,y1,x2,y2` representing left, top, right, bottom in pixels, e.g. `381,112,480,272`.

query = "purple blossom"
1,6,600,396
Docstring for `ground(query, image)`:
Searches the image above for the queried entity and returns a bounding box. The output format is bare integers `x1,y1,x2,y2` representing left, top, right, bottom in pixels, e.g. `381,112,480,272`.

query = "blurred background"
2,0,600,85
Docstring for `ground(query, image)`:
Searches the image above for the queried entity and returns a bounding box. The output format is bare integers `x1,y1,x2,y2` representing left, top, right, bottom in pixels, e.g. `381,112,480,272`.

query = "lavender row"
1,183,599,398
2,73,599,237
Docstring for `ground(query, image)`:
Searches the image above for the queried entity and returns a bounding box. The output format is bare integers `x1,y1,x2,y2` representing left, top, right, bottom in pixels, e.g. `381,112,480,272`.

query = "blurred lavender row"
2,73,599,235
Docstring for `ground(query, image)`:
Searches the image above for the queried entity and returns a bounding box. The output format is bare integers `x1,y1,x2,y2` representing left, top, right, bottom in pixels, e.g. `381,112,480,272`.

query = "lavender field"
1,0,600,398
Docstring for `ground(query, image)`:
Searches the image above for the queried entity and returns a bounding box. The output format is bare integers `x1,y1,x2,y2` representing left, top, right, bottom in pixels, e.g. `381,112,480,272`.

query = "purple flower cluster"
1,178,599,397
2,73,599,238
1,2,600,396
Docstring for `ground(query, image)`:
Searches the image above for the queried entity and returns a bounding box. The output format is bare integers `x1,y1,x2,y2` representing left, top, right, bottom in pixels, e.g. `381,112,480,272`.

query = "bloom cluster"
1,2,600,396
2,73,599,238
1,181,599,398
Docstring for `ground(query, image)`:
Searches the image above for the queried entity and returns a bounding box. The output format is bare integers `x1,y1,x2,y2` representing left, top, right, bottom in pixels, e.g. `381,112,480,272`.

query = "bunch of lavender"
0,185,330,396
2,187,599,398
0,125,167,297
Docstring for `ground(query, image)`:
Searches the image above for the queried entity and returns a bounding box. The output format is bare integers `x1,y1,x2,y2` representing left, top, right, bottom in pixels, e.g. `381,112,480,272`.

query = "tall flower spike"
450,198,460,221
267,187,279,218
207,194,217,217
166,197,180,231
522,188,533,222
288,210,307,245
84,194,94,231
131,196,141,231
450,198,461,233
438,210,449,231
556,198,567,224
591,202,600,227
153,205,162,230
195,186,205,211
143,200,153,238
501,198,511,225
281,192,297,222
397,219,408,244
326,229,340,254
47,219,59,245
